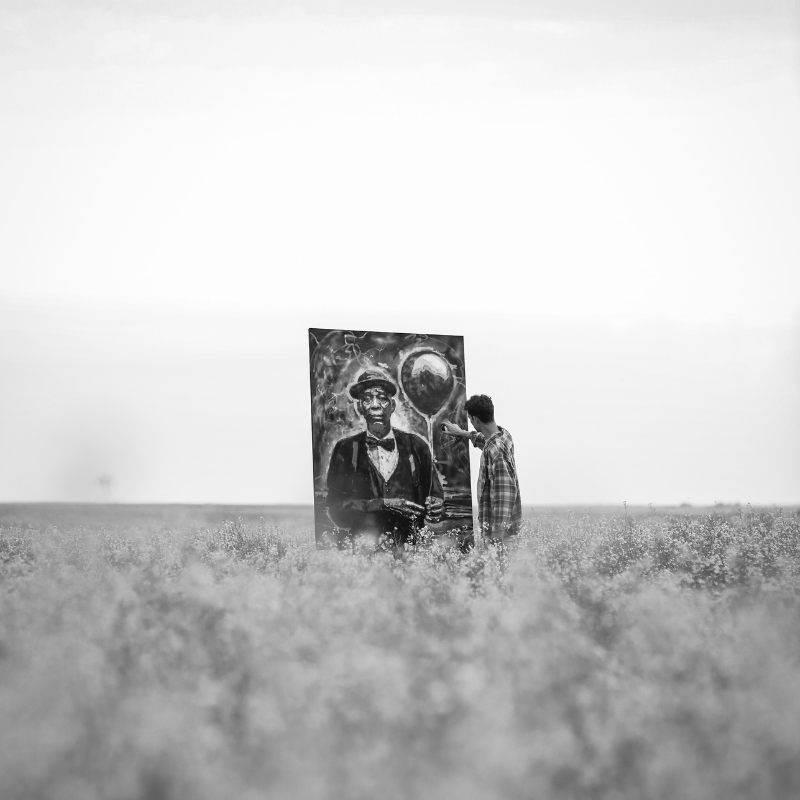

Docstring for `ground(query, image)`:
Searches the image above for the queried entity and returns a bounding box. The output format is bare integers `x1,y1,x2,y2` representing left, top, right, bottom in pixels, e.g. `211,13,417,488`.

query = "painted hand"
383,498,425,520
341,498,384,513
424,496,444,523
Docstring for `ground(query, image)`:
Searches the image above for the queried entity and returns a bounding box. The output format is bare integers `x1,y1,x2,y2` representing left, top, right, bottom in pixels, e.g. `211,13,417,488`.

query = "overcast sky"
1,0,799,505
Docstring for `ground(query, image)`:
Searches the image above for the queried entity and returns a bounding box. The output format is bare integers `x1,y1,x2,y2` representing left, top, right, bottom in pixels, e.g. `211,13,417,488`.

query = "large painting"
309,328,473,550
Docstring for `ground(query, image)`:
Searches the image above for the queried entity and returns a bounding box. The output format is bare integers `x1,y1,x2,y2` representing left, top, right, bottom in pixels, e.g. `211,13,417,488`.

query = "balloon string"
426,416,434,497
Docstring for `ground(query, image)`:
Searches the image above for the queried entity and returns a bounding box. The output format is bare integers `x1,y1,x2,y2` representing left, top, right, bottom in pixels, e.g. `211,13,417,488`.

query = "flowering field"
1,505,800,800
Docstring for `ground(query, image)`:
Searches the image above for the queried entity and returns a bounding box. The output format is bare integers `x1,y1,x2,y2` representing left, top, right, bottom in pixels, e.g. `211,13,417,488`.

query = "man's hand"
383,498,425,520
424,496,444,523
341,498,384,513
441,420,468,437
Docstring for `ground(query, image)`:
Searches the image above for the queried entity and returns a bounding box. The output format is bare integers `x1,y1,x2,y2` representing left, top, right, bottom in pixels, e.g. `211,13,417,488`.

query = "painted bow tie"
366,436,395,451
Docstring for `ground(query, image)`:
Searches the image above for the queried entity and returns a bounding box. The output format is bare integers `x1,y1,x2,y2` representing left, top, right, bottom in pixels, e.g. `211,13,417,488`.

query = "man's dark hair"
465,394,494,424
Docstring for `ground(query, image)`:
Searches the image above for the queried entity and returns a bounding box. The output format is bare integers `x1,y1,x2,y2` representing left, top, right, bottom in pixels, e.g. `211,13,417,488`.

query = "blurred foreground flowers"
1,508,799,800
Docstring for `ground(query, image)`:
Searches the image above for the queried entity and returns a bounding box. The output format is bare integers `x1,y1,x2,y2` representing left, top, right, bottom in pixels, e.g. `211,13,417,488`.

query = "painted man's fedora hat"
349,369,398,398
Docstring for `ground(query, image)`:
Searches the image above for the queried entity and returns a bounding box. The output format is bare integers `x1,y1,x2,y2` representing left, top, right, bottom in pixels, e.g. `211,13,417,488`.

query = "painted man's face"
357,387,394,431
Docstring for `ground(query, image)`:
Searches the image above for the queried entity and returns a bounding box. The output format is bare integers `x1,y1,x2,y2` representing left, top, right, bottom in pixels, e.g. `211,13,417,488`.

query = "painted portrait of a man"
326,369,444,547
309,329,473,550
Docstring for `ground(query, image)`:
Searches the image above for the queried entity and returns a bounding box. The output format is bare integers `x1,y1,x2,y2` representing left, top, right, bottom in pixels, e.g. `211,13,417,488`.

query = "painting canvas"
309,328,473,549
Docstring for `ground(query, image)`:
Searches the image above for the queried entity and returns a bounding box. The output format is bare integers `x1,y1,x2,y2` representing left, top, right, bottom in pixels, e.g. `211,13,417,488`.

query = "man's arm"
441,421,485,450
487,454,518,541
404,433,444,523
440,420,470,438
419,437,443,501
326,441,372,528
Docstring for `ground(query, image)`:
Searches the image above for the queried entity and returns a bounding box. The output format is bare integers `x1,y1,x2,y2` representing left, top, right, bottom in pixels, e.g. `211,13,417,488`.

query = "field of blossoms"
1,505,799,800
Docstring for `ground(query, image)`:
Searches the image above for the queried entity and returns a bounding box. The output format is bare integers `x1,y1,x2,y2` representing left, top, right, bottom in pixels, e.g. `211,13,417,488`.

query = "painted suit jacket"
326,428,443,542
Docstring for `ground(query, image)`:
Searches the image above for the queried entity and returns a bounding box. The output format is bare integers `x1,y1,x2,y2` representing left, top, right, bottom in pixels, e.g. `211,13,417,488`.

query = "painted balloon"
401,351,454,417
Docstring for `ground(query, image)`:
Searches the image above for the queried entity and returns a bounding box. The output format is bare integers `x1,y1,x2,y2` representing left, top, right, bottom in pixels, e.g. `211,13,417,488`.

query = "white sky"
1,1,799,505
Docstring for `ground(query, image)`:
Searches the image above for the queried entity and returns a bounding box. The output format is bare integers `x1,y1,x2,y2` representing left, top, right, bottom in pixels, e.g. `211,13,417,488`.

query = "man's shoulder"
331,430,367,454
485,427,514,455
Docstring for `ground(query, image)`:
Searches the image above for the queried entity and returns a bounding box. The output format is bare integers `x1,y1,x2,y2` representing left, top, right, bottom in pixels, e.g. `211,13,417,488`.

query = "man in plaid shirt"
443,395,522,544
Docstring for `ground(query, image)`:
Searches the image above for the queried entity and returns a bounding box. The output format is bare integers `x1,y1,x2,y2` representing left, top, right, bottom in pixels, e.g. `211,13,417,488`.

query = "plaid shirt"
471,427,522,540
